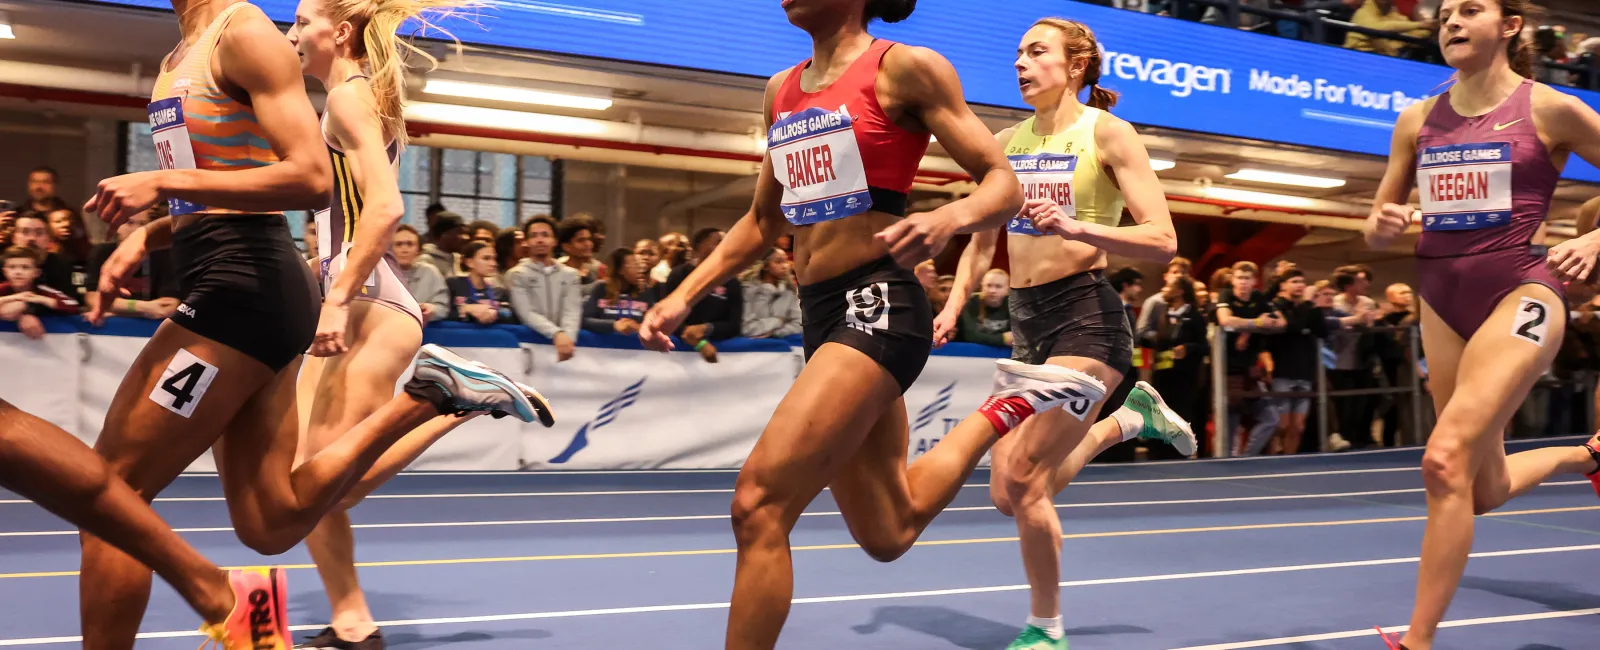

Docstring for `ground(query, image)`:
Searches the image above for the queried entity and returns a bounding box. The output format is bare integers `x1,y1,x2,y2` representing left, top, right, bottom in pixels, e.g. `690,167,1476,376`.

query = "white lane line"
0,464,1451,506
0,480,1589,538
1171,607,1600,649
2,542,1597,646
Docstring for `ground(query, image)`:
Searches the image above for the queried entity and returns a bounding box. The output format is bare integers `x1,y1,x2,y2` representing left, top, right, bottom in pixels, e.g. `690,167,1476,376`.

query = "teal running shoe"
1124,381,1196,456
1006,625,1067,650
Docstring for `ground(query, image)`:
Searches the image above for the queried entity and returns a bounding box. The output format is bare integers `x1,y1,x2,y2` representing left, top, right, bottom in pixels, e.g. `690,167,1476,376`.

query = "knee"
231,521,297,556
729,482,785,551
1420,438,1472,493
990,485,1015,518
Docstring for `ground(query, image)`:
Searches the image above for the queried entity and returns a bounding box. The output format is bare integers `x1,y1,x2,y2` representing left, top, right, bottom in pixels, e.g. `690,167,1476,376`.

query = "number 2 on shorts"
1510,297,1549,346
148,349,219,418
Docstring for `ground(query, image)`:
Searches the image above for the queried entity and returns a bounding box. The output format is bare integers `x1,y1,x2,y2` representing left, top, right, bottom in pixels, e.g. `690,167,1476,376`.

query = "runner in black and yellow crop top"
935,18,1196,650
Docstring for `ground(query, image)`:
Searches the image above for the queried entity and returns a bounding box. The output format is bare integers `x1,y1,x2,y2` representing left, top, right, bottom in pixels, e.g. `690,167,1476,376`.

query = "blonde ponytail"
324,0,481,144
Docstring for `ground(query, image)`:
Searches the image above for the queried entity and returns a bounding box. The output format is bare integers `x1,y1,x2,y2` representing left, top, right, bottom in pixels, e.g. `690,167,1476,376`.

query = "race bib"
1417,142,1512,232
769,106,872,226
148,97,208,216
1006,153,1076,236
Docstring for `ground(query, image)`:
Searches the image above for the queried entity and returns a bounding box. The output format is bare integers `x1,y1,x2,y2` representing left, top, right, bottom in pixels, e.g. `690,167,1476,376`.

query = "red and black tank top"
768,39,930,225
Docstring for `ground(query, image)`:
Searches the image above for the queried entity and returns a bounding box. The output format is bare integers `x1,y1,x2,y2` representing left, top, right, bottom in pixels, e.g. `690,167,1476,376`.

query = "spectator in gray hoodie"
391,225,447,323
505,214,582,361
741,248,801,339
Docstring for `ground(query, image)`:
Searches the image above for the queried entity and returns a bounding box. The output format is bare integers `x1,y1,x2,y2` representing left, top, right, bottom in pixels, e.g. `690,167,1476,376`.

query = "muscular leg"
0,400,234,626
1401,287,1564,650
81,323,279,650
727,344,901,650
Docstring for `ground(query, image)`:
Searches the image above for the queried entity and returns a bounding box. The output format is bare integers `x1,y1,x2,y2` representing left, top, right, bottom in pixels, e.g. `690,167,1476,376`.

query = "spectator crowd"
6,165,1596,461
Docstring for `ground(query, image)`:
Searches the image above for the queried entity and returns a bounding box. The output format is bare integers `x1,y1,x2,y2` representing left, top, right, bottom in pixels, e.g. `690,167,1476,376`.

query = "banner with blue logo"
91,0,1600,182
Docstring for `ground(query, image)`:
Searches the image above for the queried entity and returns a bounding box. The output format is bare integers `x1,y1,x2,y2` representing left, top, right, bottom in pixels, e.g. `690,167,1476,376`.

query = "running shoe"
406,344,549,425
200,567,289,650
978,359,1108,436
295,627,385,650
1583,431,1600,499
1124,381,1197,456
1005,625,1067,650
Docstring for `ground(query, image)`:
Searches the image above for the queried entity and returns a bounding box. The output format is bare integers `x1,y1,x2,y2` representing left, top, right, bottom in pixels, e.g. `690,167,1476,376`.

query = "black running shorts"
168,214,319,371
1008,269,1134,377
798,256,932,393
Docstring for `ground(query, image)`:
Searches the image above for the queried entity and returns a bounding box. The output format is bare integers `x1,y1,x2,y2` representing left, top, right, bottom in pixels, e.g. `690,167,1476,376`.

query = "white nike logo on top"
1493,119,1524,131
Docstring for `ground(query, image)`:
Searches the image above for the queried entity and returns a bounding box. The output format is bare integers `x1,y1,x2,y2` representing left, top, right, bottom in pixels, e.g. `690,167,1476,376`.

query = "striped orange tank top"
148,1,278,216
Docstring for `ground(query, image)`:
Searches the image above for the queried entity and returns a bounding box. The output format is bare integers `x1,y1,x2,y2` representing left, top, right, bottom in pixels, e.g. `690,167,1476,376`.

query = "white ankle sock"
1027,615,1064,640
1111,406,1143,442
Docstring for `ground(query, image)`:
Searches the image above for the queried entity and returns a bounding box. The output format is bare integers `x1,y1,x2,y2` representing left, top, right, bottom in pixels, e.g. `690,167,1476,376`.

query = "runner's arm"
159,8,330,212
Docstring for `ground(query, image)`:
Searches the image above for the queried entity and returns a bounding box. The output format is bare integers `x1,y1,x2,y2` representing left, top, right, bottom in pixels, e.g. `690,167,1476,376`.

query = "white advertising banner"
3,330,1006,471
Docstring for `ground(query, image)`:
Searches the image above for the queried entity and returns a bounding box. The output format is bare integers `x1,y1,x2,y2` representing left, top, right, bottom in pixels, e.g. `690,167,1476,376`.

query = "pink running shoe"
199,567,289,650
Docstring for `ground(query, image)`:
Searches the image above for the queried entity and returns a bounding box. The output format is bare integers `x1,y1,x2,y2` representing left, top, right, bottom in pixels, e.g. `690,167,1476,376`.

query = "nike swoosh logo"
1493,119,1523,131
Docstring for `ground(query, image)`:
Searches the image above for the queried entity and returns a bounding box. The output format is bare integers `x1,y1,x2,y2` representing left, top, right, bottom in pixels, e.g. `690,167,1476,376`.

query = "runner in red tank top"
638,2,1115,648
1363,1,1600,648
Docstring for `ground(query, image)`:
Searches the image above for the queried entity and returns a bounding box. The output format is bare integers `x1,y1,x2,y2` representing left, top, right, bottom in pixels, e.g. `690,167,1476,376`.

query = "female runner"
935,18,1194,649
638,1,1106,647
1362,0,1600,647
285,1,540,645
78,2,547,648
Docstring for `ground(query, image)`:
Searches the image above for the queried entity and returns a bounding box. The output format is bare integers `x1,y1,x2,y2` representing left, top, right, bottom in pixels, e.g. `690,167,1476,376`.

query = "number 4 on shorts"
1510,296,1550,346
148,349,219,418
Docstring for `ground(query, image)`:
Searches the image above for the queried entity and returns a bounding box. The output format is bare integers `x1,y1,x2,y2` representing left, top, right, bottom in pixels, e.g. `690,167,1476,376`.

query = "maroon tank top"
1414,79,1558,258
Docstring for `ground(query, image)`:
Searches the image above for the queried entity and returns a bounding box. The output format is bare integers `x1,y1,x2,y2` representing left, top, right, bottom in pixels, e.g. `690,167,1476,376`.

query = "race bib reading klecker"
769,107,872,226
1006,153,1076,236
1417,142,1512,232
147,97,208,216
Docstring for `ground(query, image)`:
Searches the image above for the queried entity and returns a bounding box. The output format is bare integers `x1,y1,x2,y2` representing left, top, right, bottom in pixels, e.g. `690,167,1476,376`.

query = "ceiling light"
1224,168,1345,189
422,79,613,111
0,12,14,39
1203,186,1317,209
403,103,609,136
1149,158,1176,172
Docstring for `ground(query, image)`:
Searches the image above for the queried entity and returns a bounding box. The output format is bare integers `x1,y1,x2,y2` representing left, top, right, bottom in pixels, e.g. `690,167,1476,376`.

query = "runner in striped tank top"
76,3,550,649
286,1,554,647
1362,0,1600,648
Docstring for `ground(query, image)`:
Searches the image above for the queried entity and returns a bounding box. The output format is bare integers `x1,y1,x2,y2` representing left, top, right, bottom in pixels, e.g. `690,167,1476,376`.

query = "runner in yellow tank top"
935,18,1196,650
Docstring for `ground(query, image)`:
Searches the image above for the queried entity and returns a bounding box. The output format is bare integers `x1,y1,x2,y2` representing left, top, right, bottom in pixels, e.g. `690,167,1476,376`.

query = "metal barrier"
1208,324,1425,458
1205,323,1600,457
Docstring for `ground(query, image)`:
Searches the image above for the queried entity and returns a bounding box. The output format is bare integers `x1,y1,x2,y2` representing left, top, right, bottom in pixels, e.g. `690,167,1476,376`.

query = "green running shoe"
1124,381,1197,456
1006,625,1067,650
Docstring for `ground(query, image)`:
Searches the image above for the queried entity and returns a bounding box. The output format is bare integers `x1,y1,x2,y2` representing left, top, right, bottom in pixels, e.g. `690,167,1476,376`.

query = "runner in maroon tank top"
637,1,1118,648
1363,1,1600,648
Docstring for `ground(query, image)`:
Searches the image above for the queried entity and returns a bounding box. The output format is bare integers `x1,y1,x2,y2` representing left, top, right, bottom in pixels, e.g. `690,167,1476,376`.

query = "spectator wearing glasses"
390,225,448,323
1,247,78,340
583,247,653,336
740,248,802,339
446,241,514,324
506,214,581,361
84,205,179,322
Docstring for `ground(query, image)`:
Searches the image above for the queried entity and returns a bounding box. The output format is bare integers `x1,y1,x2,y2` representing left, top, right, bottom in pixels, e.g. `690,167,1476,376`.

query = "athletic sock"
978,396,1036,437
1027,615,1064,640
1110,406,1143,442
